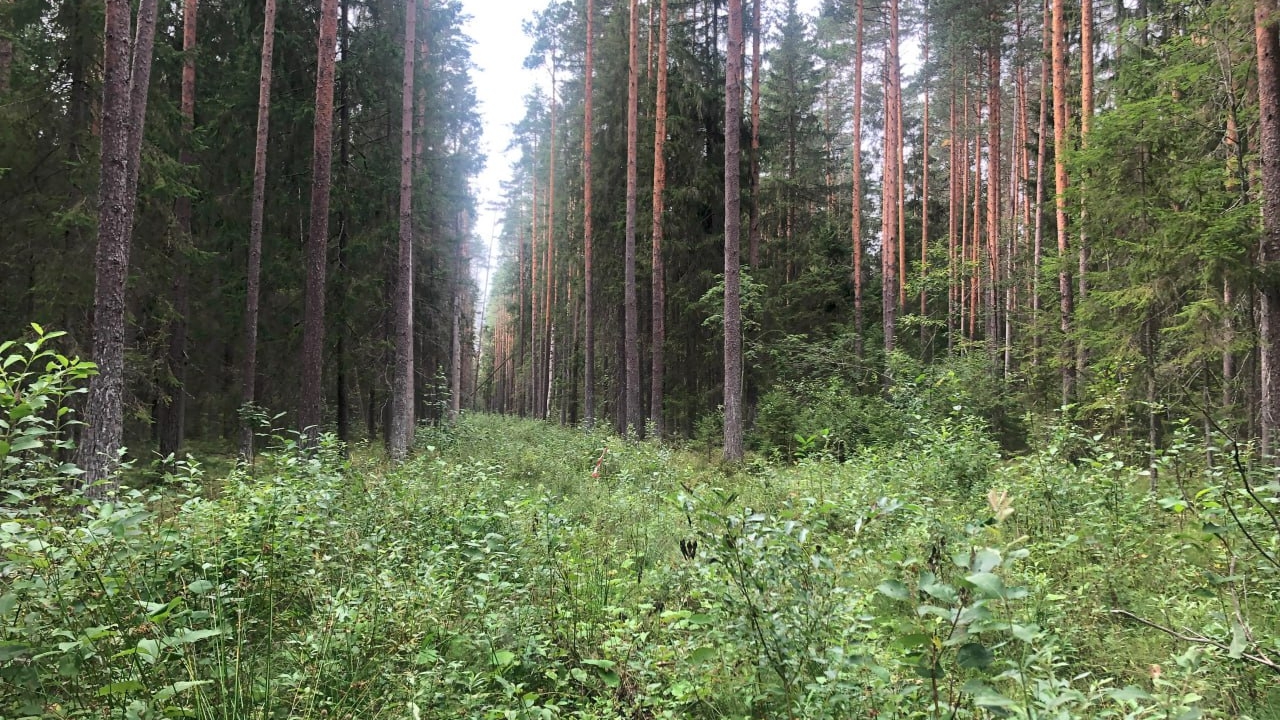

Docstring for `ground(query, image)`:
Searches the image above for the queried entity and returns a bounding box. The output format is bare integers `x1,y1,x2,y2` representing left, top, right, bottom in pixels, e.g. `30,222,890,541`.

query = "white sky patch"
464,0,826,330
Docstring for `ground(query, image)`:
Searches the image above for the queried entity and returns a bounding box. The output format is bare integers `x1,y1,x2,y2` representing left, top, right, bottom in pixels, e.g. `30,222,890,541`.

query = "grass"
2,412,1278,719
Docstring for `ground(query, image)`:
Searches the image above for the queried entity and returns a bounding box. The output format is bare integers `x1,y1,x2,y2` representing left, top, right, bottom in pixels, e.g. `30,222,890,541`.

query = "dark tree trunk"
583,0,596,428
299,0,340,444
240,0,276,459
159,0,198,461
724,0,744,461
747,0,761,269
78,0,158,495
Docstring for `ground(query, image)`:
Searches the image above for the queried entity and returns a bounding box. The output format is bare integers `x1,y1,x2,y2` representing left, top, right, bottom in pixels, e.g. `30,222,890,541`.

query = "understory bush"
2,330,1276,718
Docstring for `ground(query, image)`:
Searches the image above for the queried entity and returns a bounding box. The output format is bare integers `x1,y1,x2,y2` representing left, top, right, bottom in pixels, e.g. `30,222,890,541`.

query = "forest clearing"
4,0,1280,716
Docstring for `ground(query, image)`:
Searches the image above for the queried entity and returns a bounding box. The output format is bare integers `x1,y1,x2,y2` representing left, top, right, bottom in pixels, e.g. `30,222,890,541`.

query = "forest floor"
5,413,1280,719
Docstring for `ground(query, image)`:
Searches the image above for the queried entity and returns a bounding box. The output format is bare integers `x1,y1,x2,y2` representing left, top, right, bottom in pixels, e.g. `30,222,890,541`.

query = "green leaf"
186,580,215,594
0,593,15,619
690,646,717,664
98,680,145,696
1109,685,1152,702
154,680,211,701
957,642,994,669
877,580,910,601
171,628,221,645
1229,622,1247,658
8,435,41,453
965,572,1007,599
492,650,516,667
137,638,160,663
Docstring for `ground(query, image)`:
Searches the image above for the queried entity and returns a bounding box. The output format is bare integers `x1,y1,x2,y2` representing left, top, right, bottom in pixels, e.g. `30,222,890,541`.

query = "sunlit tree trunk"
543,58,557,421
240,0,276,459
986,45,1001,362
389,0,416,460
79,0,158,495
299,0,340,443
1078,0,1093,385
724,0,745,461
651,0,668,436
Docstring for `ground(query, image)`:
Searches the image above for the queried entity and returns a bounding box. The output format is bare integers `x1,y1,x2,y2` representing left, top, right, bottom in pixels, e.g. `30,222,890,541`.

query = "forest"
1,0,1279,717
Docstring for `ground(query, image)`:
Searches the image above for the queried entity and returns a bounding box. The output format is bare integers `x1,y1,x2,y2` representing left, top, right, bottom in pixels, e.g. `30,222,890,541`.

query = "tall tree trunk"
450,215,465,423
583,0,596,428
1032,0,1049,369
1052,0,1074,405
544,59,557,421
78,0,158,495
650,0,669,436
920,8,931,351
882,0,901,357
748,0,762,268
299,0,339,443
947,68,957,352
389,0,416,460
159,0,198,460
1257,0,1280,457
624,0,641,436
852,0,865,360
240,0,277,459
1078,0,1093,385
724,0,745,461
335,0,351,448
986,44,1001,361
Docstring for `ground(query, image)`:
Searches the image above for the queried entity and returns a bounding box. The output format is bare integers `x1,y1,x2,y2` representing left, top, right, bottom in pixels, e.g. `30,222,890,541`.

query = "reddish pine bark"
1052,0,1074,404
882,0,901,356
624,0,641,436
650,0,669,436
299,0,339,442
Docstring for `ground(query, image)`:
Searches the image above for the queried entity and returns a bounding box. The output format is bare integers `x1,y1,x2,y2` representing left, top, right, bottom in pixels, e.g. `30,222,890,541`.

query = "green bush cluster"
2,332,1277,719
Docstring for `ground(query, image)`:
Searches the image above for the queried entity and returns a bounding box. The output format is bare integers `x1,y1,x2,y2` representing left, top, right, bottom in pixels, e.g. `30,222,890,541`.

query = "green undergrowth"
3,404,1279,717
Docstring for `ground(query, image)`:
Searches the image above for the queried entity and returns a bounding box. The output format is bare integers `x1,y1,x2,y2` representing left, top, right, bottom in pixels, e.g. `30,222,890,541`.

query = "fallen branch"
1109,608,1280,675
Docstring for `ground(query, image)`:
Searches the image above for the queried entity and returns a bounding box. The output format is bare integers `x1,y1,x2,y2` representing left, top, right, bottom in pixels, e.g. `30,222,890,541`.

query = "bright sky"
460,0,824,300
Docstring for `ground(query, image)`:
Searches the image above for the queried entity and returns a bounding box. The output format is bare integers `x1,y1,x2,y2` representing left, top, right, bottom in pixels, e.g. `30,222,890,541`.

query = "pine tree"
651,0,669,437
624,0,641,437
299,0,340,444
78,0,158,494
1257,0,1280,457
390,0,416,461
724,0,745,461
240,0,277,460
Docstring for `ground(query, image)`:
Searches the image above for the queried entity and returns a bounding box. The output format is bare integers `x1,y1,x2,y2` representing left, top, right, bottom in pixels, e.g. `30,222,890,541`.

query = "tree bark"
920,8,931,351
1052,0,1074,405
724,0,745,461
624,0,642,436
852,0,865,361
78,0,158,495
159,0,198,461
1032,0,1049,368
389,0,416,460
748,0,762,269
240,0,276,459
650,0,669,437
986,45,1001,361
299,0,340,444
1078,0,1093,384
882,0,901,357
1257,0,1280,458
582,0,596,429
